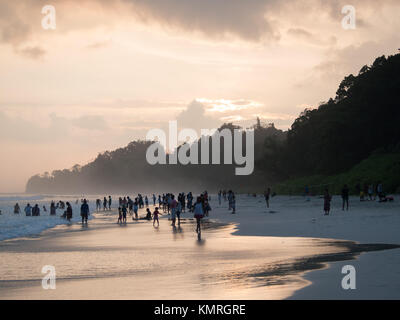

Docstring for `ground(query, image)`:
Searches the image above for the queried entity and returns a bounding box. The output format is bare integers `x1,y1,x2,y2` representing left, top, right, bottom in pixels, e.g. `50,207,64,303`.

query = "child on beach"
118,206,122,224
153,207,161,226
146,208,152,220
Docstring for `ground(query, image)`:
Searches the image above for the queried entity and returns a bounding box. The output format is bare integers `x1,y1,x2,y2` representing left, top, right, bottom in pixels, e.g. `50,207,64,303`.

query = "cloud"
17,46,46,59
175,100,221,132
0,112,109,144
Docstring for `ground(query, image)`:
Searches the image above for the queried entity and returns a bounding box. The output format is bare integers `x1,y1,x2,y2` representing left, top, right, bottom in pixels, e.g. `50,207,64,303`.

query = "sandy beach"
1,194,399,299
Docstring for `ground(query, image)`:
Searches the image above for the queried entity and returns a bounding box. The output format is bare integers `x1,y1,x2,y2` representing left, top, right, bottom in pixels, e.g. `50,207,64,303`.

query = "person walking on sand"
153,207,161,227
264,188,271,208
81,199,89,224
341,184,349,211
121,205,127,223
153,194,156,206
133,200,139,220
323,189,331,215
193,197,204,234
103,197,107,211
24,203,32,216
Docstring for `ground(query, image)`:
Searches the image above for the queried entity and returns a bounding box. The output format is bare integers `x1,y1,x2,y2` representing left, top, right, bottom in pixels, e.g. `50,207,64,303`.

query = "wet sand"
0,210,398,299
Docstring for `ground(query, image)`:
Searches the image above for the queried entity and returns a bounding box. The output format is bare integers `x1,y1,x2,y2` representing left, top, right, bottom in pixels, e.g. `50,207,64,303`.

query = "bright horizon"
1,0,399,192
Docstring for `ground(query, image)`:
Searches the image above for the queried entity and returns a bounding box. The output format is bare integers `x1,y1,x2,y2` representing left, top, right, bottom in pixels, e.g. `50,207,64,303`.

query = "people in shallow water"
14,203,20,214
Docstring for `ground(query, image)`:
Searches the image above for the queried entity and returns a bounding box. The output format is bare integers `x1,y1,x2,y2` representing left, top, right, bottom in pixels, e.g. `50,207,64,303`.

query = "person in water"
14,203,20,214
323,189,331,215
24,203,32,216
80,199,89,224
32,204,40,216
50,201,56,215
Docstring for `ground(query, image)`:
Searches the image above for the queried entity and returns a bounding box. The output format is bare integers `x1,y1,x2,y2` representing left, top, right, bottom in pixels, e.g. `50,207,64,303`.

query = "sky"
0,0,399,192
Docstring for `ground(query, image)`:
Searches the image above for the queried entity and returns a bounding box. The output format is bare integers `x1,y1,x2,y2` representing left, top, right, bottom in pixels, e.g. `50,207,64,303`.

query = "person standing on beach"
118,206,122,224
264,188,271,208
153,194,156,206
24,203,32,216
153,207,161,227
341,184,349,211
66,202,73,221
108,196,112,210
122,205,127,223
81,199,89,224
323,189,331,215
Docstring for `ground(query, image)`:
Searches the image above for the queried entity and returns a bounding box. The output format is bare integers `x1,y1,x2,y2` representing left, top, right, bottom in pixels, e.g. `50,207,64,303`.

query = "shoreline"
1,194,399,299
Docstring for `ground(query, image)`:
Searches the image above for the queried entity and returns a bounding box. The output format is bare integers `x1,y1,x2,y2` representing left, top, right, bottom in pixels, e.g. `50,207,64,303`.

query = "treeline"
26,53,400,194
26,121,285,194
258,53,400,191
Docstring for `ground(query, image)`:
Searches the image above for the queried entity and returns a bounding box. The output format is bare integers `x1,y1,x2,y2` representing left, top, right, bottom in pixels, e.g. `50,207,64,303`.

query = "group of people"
114,191,213,233
11,199,90,224
96,196,112,211
218,190,236,214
